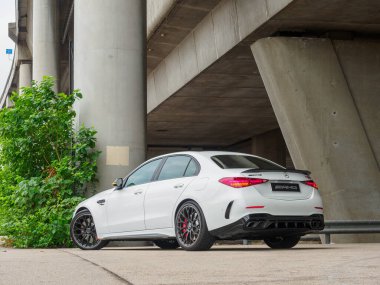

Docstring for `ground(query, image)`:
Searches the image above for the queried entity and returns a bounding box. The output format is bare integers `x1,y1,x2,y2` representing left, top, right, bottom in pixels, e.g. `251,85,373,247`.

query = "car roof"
148,150,261,161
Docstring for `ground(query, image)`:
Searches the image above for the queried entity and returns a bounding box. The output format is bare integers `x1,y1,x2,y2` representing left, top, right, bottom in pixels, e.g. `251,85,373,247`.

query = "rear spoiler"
242,169,311,175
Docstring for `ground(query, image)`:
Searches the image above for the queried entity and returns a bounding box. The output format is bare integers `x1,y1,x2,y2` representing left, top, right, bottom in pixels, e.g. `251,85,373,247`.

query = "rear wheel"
70,210,108,250
153,239,179,249
264,236,300,249
175,201,215,251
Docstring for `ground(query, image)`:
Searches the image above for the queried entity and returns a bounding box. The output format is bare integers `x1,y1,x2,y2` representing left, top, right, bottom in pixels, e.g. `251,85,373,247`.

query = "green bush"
0,77,100,247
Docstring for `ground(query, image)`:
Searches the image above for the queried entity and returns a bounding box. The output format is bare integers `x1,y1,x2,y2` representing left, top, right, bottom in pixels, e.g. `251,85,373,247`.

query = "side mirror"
112,178,124,190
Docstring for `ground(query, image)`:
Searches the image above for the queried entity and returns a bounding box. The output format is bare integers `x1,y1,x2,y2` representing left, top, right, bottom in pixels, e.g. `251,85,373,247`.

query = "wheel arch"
75,206,90,216
173,198,209,226
174,198,198,215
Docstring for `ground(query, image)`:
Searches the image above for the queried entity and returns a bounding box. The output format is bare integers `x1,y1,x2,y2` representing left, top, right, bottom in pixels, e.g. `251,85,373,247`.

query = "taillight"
219,177,268,188
302,180,318,189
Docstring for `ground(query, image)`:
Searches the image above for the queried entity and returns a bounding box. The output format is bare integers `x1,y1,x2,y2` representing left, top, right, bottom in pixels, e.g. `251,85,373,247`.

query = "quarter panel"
144,177,194,229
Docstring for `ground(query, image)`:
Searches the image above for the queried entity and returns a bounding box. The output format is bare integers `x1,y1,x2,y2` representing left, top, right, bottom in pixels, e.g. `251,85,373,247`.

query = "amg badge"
271,183,300,192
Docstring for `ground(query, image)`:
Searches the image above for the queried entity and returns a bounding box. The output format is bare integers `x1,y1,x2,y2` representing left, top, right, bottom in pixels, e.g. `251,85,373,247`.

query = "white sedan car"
70,151,324,251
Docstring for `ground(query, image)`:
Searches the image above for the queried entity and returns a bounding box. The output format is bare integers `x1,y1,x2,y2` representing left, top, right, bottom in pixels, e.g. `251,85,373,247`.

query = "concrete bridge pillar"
74,0,147,192
251,37,380,242
19,62,32,89
32,0,59,89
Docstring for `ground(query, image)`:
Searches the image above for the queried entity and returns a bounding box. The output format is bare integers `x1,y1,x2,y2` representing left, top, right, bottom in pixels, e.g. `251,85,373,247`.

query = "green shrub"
0,77,100,248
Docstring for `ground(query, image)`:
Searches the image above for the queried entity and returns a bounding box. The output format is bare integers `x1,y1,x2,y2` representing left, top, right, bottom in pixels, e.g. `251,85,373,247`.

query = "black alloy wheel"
264,235,301,249
175,201,215,251
70,210,108,250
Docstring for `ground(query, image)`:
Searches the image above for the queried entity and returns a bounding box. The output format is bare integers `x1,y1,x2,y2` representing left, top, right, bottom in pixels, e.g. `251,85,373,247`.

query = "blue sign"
6,49,13,55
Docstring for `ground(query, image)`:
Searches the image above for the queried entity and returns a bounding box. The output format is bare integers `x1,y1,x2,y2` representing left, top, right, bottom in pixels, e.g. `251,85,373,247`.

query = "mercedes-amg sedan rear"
71,151,324,251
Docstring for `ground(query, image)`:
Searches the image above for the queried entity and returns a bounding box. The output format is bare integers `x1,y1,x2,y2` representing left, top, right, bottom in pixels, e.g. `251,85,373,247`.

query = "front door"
106,158,163,233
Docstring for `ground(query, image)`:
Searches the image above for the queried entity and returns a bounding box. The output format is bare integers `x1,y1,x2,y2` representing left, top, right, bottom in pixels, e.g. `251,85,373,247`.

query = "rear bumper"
210,214,324,240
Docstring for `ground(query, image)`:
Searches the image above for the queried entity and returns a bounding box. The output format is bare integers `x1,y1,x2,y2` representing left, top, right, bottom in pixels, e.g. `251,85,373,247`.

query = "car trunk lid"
224,169,314,201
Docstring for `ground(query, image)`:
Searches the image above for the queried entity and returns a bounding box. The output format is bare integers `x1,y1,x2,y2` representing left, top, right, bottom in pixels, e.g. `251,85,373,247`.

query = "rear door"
144,155,199,230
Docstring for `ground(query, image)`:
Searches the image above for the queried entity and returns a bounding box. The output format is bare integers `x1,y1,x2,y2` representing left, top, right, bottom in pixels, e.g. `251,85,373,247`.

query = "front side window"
126,158,162,187
211,155,284,170
158,156,193,181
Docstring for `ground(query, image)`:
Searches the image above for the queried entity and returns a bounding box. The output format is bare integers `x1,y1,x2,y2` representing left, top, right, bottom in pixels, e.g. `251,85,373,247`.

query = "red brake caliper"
182,218,188,238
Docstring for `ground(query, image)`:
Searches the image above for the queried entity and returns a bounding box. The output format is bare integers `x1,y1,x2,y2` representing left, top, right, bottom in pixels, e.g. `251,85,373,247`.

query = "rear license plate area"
271,183,300,192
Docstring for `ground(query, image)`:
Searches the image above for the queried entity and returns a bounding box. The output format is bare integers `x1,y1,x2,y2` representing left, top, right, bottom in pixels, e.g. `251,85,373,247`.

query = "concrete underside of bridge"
147,0,380,151
2,0,380,242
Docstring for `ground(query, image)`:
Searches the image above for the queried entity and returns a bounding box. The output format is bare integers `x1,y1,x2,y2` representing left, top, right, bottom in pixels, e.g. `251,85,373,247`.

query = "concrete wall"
252,37,380,242
251,129,287,166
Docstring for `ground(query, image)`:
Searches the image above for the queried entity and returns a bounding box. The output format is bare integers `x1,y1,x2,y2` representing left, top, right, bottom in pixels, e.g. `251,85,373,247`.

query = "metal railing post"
325,233,331,244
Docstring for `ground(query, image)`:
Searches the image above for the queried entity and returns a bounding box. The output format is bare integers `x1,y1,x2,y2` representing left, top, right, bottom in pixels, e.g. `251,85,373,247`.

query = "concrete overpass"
2,0,380,242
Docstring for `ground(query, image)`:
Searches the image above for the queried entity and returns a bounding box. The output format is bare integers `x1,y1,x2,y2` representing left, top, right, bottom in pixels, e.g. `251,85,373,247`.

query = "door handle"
134,190,143,195
174,183,184,189
97,199,106,205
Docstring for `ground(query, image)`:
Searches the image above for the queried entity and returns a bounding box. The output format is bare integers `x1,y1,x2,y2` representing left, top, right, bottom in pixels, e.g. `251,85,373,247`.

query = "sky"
0,0,15,94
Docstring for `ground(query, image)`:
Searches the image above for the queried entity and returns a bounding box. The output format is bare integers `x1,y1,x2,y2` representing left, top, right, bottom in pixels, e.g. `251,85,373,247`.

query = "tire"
153,239,179,249
70,210,109,250
175,201,215,251
264,235,300,249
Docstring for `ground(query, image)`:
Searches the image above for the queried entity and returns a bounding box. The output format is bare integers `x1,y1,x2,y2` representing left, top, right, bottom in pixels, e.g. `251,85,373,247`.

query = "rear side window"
211,155,284,170
158,156,191,181
184,159,198,177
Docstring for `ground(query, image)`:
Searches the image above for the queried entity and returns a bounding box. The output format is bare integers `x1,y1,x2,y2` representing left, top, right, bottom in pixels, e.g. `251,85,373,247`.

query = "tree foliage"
0,77,100,247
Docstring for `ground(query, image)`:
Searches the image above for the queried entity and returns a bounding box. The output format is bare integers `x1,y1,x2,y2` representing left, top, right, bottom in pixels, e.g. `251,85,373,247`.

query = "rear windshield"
211,155,284,170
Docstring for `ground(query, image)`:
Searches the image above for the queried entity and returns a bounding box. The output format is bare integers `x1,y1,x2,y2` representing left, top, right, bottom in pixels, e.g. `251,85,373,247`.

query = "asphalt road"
1,243,380,285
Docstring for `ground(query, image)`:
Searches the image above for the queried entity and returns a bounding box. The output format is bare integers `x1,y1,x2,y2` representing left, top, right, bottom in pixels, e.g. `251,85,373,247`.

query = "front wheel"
264,236,300,249
175,201,215,251
70,210,108,250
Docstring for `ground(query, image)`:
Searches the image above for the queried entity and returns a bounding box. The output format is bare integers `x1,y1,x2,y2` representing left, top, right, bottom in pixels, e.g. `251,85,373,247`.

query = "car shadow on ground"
207,247,334,251
102,245,334,252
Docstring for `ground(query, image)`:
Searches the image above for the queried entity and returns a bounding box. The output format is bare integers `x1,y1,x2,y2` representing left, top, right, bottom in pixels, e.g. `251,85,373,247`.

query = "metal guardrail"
321,220,380,244
242,220,380,245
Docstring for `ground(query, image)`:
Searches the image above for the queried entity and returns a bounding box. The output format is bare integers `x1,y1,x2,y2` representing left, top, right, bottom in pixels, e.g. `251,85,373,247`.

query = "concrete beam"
147,0,293,113
8,22,17,42
251,37,380,242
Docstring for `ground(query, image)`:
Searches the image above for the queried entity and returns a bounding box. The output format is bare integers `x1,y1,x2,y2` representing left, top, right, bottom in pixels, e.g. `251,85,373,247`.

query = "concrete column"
251,129,287,166
252,37,380,242
19,63,32,90
5,96,13,108
32,0,59,88
74,0,147,192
